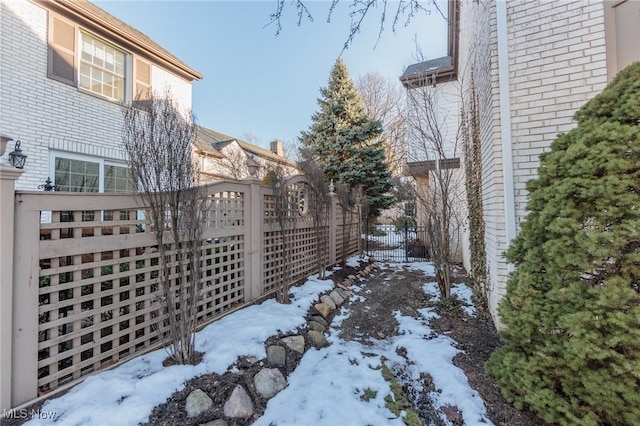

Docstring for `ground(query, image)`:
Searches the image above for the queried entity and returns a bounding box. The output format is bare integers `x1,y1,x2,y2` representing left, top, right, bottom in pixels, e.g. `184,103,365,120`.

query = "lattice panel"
38,208,161,394
204,191,245,229
198,235,245,321
36,187,248,395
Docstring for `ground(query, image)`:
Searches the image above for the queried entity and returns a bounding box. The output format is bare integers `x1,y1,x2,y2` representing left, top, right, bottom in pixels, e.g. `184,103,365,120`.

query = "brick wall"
508,0,608,225
458,0,509,320
456,0,609,322
0,1,193,191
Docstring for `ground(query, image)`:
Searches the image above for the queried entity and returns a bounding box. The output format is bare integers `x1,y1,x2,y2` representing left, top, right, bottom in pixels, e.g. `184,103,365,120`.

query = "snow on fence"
1,175,359,411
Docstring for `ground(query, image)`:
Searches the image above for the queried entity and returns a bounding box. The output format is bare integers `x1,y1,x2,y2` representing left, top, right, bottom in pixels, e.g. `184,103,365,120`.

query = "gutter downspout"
496,0,517,265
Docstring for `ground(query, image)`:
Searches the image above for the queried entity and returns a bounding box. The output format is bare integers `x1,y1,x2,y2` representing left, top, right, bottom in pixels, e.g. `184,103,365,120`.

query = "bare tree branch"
121,90,204,364
269,0,438,52
357,72,407,175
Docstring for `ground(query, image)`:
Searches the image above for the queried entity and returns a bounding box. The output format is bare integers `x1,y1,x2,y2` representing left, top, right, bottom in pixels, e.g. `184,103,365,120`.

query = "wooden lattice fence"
3,175,358,410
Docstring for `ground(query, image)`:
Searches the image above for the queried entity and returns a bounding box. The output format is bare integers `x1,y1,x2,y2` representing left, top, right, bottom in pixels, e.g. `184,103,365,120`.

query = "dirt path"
337,262,545,426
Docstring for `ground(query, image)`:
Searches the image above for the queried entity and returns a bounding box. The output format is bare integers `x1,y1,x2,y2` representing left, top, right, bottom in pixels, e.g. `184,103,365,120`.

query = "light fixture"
328,179,335,196
8,140,27,169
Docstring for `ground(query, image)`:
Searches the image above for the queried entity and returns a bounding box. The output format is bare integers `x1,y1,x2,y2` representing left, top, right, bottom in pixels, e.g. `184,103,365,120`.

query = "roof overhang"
35,0,203,82
399,0,459,89
407,158,461,178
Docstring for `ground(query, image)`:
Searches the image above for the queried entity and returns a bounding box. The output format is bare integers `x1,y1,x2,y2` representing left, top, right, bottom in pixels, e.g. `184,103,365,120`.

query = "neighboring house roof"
400,0,459,88
193,126,296,168
39,0,203,82
400,55,455,87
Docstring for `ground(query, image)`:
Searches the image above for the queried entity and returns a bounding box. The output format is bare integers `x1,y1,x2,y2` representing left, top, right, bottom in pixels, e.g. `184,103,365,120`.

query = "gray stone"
223,385,254,419
199,420,227,426
282,335,305,354
308,320,326,333
311,315,328,327
348,275,358,281
314,303,332,319
267,345,286,367
308,330,329,348
338,282,350,290
186,389,213,418
246,356,258,364
329,290,345,306
254,368,287,399
320,295,336,310
334,288,348,300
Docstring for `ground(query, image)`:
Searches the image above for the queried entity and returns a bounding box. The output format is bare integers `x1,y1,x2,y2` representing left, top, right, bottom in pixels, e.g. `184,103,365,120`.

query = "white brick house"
402,0,640,325
0,0,202,191
193,127,297,181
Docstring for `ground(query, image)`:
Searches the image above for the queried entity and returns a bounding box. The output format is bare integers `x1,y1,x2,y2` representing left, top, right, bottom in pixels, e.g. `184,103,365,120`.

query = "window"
105,164,136,193
48,12,152,103
79,33,126,102
55,157,99,192
605,0,640,79
52,153,134,193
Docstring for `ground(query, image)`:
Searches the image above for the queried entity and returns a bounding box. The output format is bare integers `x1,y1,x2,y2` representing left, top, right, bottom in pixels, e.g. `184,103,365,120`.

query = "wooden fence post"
244,179,263,302
0,165,23,411
328,195,337,266
11,192,40,408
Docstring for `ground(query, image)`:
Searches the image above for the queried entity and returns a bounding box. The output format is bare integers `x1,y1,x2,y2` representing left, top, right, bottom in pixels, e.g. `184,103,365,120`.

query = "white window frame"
49,151,131,193
78,31,128,103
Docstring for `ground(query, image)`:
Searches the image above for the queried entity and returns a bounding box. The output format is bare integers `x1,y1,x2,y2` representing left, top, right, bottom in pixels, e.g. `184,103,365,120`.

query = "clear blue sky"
95,0,448,149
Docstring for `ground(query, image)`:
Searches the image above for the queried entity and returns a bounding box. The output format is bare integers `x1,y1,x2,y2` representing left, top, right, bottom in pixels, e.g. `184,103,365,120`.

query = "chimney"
270,140,284,157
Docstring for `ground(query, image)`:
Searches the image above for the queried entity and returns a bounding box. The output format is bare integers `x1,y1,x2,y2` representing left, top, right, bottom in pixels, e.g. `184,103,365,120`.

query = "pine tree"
486,62,640,425
300,58,393,217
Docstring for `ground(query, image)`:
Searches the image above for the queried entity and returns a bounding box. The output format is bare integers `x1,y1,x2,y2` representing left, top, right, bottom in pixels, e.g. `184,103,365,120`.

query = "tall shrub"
486,62,640,425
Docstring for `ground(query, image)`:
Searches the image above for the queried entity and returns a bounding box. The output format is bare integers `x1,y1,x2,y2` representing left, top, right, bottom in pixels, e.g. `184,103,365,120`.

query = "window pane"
55,158,100,192
79,32,126,102
105,165,134,193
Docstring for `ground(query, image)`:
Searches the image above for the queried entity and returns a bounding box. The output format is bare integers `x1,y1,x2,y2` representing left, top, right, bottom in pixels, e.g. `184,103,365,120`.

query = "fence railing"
1,173,359,411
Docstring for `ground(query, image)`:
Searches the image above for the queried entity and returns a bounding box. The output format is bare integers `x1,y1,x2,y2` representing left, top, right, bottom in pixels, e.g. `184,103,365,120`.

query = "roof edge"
37,0,203,82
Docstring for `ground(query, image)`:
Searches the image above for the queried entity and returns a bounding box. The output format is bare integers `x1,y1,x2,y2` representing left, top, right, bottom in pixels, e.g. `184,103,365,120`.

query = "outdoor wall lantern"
8,140,27,169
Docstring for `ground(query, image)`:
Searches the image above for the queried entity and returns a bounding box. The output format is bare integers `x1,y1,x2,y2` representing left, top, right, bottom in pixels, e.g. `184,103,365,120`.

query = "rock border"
181,259,381,425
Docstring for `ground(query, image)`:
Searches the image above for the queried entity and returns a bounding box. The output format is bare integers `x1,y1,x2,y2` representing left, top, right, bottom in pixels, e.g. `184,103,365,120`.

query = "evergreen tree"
300,58,393,217
486,62,640,425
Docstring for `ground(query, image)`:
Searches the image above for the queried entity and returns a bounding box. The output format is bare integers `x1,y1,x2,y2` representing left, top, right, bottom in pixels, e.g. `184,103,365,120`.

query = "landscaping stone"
329,290,344,306
348,275,358,281
314,303,332,319
185,389,213,418
310,315,328,327
254,368,287,399
308,330,329,348
338,282,350,291
267,345,286,367
309,320,326,333
282,335,305,354
320,295,337,310
334,288,348,300
223,386,254,419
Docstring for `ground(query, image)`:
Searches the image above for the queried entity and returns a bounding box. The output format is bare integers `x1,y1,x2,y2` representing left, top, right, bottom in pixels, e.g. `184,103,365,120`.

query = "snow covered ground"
25,258,491,426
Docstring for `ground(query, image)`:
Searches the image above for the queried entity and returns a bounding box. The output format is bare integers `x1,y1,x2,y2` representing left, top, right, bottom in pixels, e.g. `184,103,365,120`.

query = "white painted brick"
1,1,194,191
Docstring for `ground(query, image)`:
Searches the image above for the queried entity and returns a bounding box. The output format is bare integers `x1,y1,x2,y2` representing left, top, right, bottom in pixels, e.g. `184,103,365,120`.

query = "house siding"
507,0,608,227
455,0,609,323
0,1,193,190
